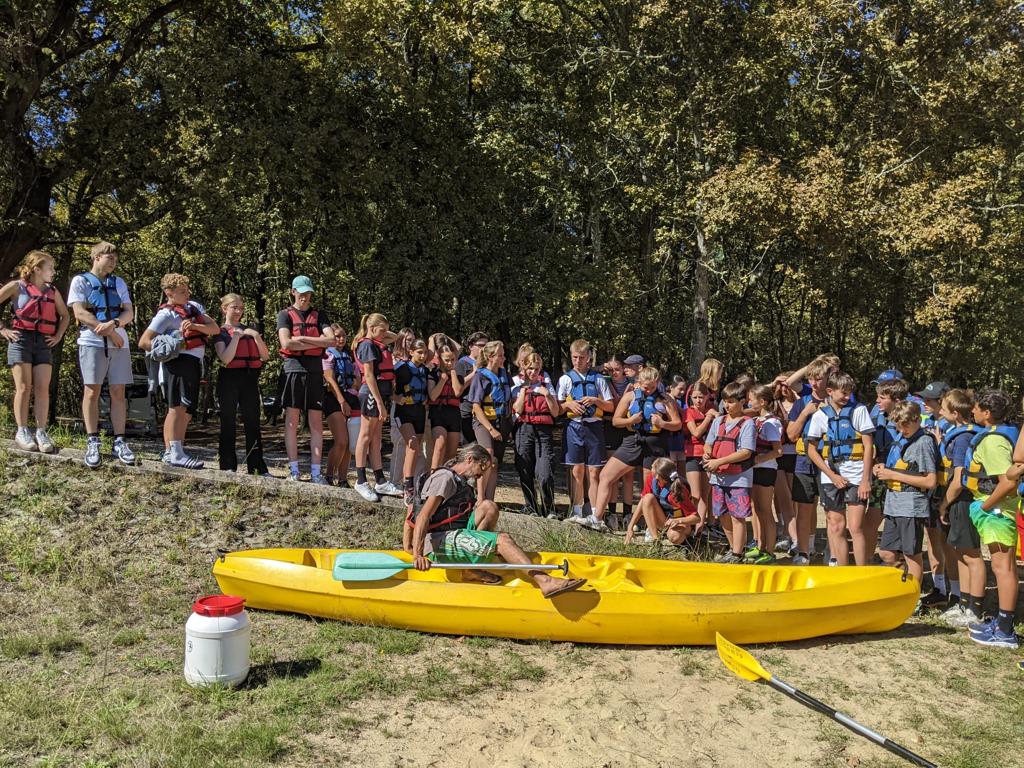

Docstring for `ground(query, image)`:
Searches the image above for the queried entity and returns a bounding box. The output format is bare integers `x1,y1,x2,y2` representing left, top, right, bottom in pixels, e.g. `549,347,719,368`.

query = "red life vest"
711,416,754,475
221,326,263,369
280,307,324,358
159,303,206,349
427,371,460,407
354,337,395,382
12,281,58,335
519,384,554,426
684,407,707,458
755,416,776,455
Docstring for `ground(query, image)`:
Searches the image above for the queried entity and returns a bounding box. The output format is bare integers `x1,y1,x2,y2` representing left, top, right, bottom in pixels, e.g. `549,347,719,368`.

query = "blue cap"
871,369,903,384
291,275,314,293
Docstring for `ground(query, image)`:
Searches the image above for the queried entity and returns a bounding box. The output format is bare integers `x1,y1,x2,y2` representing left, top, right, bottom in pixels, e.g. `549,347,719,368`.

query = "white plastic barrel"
184,595,251,687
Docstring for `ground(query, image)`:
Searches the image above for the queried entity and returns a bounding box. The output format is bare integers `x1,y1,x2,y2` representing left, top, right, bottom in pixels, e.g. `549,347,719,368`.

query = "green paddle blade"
333,552,411,582
715,633,770,682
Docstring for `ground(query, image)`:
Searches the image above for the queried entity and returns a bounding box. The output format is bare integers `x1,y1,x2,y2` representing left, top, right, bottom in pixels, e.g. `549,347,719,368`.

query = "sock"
289,461,299,475
950,580,961,598
996,609,1015,636
310,464,321,478
623,504,632,517
170,440,184,459
88,432,100,441
404,477,414,491
572,504,583,516
966,594,984,620
373,468,385,484
608,503,618,516
934,573,947,594
357,467,368,484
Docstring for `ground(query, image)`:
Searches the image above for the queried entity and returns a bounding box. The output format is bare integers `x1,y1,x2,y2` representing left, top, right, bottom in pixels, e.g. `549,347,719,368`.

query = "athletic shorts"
791,472,819,504
472,421,507,467
342,390,361,418
613,432,668,469
426,528,498,564
395,404,426,434
969,505,1018,549
777,454,796,474
323,391,345,418
161,355,201,414
667,430,686,454
946,494,980,550
820,482,866,512
78,344,133,386
711,485,752,520
927,496,948,533
429,405,462,434
358,387,391,419
753,468,777,488
685,457,704,474
7,330,52,367
605,424,630,452
281,370,324,412
880,515,925,556
564,420,606,467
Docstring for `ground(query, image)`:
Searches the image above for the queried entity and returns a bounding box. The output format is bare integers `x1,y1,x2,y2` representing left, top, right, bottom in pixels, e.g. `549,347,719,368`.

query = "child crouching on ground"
625,457,699,546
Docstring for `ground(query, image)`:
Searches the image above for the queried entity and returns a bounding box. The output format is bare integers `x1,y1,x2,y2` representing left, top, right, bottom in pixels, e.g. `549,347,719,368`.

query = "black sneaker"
920,588,947,607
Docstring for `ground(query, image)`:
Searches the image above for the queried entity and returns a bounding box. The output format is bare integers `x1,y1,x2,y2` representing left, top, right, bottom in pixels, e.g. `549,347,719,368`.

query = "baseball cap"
624,354,646,366
916,381,950,400
291,275,315,293
870,369,903,384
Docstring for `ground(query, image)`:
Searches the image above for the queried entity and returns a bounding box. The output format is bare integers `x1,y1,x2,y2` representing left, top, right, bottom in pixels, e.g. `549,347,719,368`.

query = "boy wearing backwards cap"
277,276,336,483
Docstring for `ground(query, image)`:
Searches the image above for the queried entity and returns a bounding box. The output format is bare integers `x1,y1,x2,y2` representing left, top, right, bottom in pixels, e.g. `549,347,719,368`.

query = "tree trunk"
689,226,710,378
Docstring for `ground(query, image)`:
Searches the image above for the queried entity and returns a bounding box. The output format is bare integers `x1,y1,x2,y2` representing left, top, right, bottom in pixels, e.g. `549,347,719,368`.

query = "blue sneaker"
971,627,1019,649
968,618,994,636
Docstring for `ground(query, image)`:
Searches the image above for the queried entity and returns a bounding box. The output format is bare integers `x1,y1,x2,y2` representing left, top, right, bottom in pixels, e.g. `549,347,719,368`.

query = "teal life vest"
477,367,511,420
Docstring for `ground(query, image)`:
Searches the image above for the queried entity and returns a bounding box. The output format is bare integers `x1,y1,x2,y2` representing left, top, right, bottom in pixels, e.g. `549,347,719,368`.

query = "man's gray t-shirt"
883,431,937,518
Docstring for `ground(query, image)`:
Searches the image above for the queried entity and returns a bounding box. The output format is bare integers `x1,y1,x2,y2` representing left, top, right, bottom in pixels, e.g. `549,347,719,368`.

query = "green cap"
291,275,314,293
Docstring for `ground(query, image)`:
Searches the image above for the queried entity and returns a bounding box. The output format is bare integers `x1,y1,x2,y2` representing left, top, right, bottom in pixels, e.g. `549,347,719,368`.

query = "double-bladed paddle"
715,633,937,767
333,552,570,582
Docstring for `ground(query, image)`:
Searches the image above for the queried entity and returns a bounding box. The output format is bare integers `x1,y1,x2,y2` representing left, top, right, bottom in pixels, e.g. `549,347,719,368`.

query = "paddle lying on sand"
715,633,937,768
333,552,570,582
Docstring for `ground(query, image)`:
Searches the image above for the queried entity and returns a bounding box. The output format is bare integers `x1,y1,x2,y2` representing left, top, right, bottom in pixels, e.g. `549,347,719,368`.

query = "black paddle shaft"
767,678,937,768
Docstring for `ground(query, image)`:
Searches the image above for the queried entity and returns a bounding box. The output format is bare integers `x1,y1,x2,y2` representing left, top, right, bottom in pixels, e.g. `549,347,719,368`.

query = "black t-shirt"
356,339,392,395
277,307,331,374
454,357,476,418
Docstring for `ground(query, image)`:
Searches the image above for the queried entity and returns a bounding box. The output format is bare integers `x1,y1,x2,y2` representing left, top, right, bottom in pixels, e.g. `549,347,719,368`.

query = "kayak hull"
212,549,918,646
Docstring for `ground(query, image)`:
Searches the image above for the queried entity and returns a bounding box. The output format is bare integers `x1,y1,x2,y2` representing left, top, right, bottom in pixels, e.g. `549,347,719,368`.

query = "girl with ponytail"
351,312,400,502
624,457,698,546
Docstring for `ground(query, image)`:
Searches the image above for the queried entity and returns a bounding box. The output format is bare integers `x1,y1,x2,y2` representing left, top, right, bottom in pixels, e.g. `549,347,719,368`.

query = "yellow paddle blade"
715,633,770,682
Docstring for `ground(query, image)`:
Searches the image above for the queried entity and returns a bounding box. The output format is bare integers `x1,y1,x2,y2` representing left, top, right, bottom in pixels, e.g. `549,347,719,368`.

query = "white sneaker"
791,554,810,565
112,438,135,465
579,514,608,532
643,531,656,544
940,603,972,628
14,428,37,452
374,480,403,497
34,429,55,454
354,482,380,502
84,438,102,468
310,475,329,486
287,472,302,482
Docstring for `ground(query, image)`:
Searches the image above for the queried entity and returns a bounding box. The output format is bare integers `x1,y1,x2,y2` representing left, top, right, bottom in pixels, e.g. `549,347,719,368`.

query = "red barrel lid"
192,595,245,617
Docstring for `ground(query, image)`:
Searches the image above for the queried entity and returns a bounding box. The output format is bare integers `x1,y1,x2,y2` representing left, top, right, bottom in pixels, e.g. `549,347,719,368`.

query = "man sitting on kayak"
406,443,586,598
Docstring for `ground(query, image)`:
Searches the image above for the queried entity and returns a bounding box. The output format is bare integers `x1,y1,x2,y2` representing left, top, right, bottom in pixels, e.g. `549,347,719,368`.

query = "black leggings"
514,423,555,516
218,368,268,474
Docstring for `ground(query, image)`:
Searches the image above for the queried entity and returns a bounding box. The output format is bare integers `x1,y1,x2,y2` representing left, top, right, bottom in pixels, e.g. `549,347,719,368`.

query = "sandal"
542,577,587,599
462,569,503,585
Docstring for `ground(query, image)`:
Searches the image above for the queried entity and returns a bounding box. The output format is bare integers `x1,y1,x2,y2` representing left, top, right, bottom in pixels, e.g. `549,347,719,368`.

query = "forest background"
3,0,1023,420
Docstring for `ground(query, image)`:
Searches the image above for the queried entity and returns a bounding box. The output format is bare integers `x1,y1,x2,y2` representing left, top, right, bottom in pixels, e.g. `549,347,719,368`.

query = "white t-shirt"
556,370,613,423
146,300,209,361
66,272,132,349
756,416,783,470
806,403,875,484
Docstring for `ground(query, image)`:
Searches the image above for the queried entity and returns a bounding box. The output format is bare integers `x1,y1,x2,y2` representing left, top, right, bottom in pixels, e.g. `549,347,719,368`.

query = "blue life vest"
477,367,511,420
78,272,123,321
820,403,865,465
394,360,429,405
794,394,824,456
650,475,675,512
628,390,667,435
962,424,1020,495
566,369,604,419
883,429,933,491
938,424,977,487
330,349,357,390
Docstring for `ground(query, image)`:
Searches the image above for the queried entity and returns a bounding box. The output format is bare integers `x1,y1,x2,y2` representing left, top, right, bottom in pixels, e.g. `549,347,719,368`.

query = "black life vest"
406,467,477,533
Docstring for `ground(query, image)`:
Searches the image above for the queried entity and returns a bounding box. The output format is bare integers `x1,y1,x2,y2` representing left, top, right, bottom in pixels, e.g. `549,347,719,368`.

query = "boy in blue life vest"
915,380,956,607
865,373,908,562
805,371,875,566
703,381,757,564
557,339,614,521
872,399,937,590
962,390,1020,649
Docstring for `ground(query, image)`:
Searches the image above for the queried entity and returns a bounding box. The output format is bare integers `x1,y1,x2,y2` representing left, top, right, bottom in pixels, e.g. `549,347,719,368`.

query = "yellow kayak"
212,548,918,645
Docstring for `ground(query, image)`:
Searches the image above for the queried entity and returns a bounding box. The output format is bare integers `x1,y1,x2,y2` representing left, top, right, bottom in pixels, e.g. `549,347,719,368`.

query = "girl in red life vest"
426,341,464,470
624,457,699,546
512,352,559,517
772,371,799,555
0,250,70,453
323,323,361,487
684,381,718,533
352,312,400,502
214,293,269,475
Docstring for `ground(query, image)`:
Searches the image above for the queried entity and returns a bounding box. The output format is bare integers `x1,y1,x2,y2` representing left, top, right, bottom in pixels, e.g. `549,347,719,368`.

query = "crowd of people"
3,244,1024,643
